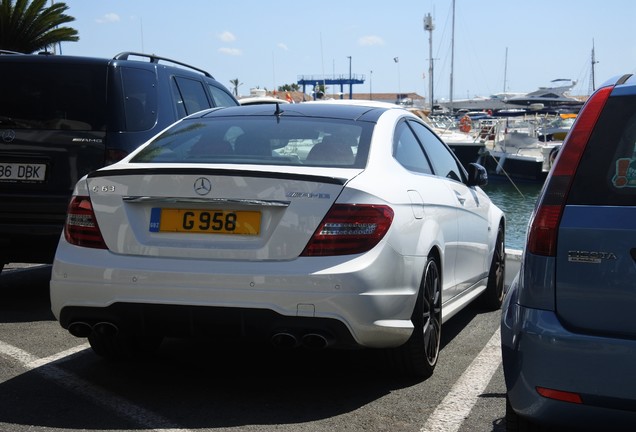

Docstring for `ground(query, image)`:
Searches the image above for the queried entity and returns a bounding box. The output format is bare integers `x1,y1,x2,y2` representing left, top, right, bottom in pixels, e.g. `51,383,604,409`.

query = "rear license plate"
149,208,261,235
0,163,47,182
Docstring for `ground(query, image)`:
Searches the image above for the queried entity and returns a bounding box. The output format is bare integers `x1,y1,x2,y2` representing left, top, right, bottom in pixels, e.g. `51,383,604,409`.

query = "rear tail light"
64,196,108,249
527,85,613,256
301,204,394,256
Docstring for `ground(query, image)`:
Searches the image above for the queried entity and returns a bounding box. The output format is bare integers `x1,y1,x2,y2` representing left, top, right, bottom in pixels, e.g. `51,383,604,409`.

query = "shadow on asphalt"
0,265,54,323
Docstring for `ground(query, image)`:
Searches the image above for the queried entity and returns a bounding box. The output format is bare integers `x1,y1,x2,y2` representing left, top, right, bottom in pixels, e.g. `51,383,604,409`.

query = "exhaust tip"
93,322,118,337
68,321,93,338
271,332,299,349
301,333,333,350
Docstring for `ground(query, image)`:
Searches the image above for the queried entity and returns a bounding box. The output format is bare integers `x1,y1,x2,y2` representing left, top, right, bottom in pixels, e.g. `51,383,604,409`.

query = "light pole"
424,13,435,112
347,56,352,99
394,57,401,104
370,70,373,100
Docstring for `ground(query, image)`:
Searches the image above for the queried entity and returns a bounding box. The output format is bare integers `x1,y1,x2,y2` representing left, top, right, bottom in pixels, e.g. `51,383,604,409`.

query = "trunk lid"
86,167,360,260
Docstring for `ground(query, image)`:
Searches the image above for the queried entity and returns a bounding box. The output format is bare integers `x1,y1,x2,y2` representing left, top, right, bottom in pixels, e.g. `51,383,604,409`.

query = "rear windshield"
568,94,636,206
0,62,107,131
130,116,373,168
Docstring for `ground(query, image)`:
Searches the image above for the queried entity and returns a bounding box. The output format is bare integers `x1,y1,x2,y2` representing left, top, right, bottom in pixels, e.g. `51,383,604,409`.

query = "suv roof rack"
113,52,213,78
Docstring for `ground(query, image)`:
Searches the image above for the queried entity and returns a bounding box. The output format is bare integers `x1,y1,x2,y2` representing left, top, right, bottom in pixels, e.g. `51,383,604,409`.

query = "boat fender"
549,146,560,168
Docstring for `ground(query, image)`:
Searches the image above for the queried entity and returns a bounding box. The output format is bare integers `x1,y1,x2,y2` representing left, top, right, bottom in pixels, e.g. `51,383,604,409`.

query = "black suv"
0,52,239,270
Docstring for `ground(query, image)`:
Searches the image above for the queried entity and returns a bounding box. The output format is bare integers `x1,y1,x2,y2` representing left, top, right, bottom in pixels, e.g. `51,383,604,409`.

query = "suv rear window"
567,94,636,206
1,63,107,131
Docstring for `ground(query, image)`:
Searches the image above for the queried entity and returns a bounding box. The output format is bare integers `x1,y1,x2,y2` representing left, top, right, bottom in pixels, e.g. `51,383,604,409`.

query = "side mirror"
466,163,488,187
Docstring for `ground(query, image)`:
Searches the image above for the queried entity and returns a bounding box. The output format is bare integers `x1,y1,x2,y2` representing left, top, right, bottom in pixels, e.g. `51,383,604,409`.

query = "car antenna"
274,102,283,122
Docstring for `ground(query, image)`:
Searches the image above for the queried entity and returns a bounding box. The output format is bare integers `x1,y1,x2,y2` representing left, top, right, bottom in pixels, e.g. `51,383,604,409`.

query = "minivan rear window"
568,94,636,206
0,63,107,131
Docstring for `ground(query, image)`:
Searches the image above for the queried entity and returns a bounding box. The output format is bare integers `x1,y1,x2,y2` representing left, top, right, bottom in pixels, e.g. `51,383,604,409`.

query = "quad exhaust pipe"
271,331,333,349
271,332,299,348
301,333,333,349
68,321,92,338
67,321,119,338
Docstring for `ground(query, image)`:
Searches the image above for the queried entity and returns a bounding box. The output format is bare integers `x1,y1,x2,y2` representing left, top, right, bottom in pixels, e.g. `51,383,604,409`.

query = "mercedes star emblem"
2,129,16,143
193,177,212,196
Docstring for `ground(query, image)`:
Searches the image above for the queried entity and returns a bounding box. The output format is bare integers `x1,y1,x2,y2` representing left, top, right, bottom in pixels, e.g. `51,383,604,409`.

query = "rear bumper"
501,284,636,428
51,239,423,348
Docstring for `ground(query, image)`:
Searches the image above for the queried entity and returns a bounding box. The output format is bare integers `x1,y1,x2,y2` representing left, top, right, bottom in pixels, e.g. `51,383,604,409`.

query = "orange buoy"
459,115,472,133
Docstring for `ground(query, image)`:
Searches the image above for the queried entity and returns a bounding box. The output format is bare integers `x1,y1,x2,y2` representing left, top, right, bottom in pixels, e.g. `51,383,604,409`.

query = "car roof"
194,100,406,123
0,52,112,65
0,51,216,79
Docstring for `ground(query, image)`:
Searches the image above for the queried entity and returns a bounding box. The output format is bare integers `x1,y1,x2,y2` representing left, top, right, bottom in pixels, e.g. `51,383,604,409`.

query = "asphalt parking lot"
1,264,507,432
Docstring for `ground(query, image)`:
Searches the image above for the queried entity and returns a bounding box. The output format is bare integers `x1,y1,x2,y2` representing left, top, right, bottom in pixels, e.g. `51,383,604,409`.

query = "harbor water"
482,179,543,250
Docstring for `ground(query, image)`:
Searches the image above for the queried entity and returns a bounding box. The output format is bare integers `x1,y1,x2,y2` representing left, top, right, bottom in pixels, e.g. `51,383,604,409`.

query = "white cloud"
219,47,242,56
96,13,120,24
218,31,236,43
358,35,385,46
277,43,289,51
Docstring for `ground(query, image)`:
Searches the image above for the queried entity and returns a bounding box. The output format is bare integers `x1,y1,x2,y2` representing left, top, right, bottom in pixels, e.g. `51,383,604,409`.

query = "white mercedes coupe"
50,100,505,379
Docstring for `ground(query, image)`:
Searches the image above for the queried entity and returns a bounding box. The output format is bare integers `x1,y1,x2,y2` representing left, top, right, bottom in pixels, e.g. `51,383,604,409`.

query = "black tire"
391,256,442,379
480,224,505,310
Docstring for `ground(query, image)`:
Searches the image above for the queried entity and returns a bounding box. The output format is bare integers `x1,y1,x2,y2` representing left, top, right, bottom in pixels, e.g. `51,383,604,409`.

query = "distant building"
250,90,426,106
322,91,426,106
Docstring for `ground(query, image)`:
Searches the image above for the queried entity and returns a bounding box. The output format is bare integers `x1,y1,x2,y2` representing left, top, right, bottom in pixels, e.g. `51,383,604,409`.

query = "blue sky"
59,0,636,101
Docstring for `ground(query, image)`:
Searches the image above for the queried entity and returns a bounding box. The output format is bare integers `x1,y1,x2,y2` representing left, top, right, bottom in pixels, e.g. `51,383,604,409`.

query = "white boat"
537,113,576,141
478,117,562,182
506,79,583,112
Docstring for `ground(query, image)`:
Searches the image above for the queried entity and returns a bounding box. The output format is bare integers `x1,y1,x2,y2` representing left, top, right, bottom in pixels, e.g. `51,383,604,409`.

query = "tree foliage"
0,0,78,53
229,78,243,97
278,83,300,92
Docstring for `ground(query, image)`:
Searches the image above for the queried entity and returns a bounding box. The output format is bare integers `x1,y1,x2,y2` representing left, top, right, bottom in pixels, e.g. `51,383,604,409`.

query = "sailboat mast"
449,0,455,112
503,47,508,96
590,39,598,94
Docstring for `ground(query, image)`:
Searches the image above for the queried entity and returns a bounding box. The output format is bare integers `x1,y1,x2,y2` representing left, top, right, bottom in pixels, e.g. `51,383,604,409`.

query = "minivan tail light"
301,204,394,256
64,196,108,249
527,85,613,256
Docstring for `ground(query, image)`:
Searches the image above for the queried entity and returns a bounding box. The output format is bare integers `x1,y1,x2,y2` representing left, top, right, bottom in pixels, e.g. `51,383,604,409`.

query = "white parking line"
0,340,192,432
421,328,502,432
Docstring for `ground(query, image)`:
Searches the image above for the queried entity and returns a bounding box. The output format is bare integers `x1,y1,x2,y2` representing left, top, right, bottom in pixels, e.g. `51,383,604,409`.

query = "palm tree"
0,0,79,53
229,78,242,97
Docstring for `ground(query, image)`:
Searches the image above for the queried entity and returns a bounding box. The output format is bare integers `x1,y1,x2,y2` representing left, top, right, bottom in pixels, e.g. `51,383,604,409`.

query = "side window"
121,67,158,132
173,76,212,115
393,121,433,174
208,83,239,107
409,120,464,182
